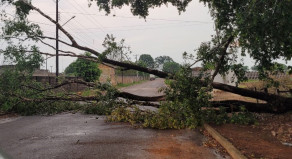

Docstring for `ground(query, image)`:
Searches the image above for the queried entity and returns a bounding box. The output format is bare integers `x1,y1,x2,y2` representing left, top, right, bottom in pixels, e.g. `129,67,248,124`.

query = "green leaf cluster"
162,61,180,74
65,53,101,82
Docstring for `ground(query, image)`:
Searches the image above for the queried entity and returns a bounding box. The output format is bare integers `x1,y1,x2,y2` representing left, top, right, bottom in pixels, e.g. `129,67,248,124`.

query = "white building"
192,67,238,86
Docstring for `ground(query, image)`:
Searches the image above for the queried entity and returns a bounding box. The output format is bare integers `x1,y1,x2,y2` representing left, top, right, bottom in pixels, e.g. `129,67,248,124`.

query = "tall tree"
102,34,132,62
155,56,174,70
139,54,154,69
92,0,292,79
65,53,101,82
162,61,180,74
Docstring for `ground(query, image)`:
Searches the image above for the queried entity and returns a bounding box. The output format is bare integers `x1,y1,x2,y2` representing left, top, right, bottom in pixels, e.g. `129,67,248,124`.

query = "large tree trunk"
211,82,292,112
211,100,276,113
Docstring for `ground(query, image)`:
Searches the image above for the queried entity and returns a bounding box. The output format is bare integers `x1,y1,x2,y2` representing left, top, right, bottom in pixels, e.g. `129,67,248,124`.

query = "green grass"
81,89,99,97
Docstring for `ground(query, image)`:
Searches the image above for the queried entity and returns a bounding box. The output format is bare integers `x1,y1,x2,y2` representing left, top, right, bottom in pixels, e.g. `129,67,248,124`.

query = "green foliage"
107,106,150,125
202,106,256,125
202,107,229,125
201,0,292,75
251,66,259,71
230,64,248,85
107,66,256,129
108,66,212,129
162,61,180,74
84,102,113,115
102,34,132,61
65,52,101,82
93,0,292,82
92,0,191,18
271,62,288,74
0,70,82,115
139,54,154,69
1,45,43,73
229,106,256,125
154,56,174,69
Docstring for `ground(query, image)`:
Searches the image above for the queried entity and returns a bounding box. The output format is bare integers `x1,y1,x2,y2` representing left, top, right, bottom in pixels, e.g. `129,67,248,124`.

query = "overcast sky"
1,0,290,72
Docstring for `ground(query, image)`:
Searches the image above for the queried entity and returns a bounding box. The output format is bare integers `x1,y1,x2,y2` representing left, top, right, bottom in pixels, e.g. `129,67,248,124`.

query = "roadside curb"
204,124,247,159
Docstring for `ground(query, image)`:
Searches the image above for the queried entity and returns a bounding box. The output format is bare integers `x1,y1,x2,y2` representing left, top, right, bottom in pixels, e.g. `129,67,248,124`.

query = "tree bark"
211,100,276,113
212,82,292,112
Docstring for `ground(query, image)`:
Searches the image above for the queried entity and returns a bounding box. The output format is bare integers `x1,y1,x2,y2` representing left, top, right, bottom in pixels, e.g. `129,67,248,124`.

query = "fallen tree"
1,0,292,115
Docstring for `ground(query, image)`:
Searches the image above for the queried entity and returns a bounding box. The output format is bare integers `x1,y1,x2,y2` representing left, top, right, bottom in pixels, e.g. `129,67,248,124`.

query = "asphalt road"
120,78,165,97
0,79,226,159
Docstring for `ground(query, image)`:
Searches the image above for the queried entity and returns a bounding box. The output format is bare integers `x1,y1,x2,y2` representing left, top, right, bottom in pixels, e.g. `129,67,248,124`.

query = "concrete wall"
98,64,117,85
115,75,149,84
212,70,238,86
245,71,288,80
192,68,238,86
33,76,88,92
98,64,149,85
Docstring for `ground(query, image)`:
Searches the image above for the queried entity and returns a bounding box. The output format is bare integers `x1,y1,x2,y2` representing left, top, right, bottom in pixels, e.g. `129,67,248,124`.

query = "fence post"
277,89,280,95
122,70,124,84
264,88,268,93
254,87,259,104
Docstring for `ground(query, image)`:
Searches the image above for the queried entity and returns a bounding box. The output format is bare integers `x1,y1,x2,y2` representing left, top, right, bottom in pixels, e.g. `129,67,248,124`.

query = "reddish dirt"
144,130,223,159
211,90,292,159
211,113,292,159
201,129,230,158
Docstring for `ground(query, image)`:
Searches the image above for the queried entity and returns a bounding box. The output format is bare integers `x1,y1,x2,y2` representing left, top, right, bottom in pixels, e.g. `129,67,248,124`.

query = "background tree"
251,66,259,71
139,54,154,69
272,62,288,73
154,56,174,70
162,61,180,74
102,34,132,62
198,0,292,78
94,0,292,80
242,66,249,72
65,52,101,82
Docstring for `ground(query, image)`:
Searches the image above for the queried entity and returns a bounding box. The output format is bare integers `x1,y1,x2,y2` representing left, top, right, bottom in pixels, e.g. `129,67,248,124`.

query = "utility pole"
56,0,59,82
134,54,139,77
46,55,47,71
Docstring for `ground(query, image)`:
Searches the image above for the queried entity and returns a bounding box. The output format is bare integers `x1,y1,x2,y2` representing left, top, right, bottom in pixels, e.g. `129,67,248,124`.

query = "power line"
57,5,104,50
70,0,105,33
68,21,209,31
64,22,102,52
57,11,213,24
62,22,205,33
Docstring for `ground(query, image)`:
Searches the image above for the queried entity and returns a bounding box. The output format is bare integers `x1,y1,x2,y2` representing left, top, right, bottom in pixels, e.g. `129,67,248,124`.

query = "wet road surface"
0,79,225,159
0,113,223,159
